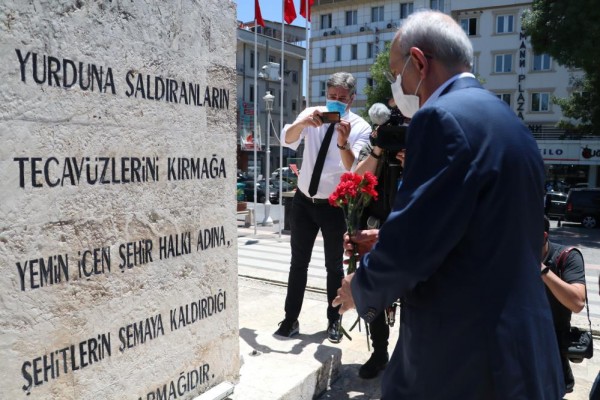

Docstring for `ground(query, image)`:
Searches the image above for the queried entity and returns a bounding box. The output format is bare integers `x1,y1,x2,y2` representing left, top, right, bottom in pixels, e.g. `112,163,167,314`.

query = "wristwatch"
337,141,351,150
541,265,551,275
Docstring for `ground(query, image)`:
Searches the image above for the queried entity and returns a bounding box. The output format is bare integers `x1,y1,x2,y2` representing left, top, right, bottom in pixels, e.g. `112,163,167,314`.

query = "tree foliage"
360,43,392,122
522,0,600,134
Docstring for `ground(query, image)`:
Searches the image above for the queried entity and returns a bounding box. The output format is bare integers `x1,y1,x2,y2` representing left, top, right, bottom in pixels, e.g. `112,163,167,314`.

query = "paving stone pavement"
233,222,600,399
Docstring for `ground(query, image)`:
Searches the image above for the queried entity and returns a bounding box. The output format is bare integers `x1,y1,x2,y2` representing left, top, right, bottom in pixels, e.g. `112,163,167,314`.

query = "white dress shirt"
282,106,371,199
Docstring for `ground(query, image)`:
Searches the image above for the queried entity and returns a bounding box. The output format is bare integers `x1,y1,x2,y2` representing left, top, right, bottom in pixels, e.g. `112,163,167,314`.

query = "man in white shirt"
274,72,371,342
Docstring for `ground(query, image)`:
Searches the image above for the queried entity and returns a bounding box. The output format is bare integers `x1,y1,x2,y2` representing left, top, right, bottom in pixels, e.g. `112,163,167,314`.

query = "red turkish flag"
255,0,265,27
300,0,314,22
284,0,297,24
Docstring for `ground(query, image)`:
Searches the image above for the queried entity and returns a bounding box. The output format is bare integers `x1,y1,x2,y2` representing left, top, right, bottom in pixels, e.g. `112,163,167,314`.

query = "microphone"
368,103,391,126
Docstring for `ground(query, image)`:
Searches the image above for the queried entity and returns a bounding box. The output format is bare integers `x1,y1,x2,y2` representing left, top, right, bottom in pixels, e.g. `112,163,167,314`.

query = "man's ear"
543,231,549,243
409,47,429,79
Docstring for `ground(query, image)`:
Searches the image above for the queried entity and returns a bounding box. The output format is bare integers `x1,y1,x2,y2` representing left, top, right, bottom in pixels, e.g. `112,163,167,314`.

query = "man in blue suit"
333,10,565,399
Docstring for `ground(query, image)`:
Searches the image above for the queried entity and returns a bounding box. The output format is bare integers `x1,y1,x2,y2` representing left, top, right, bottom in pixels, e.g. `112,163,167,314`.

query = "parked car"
271,178,294,193
544,192,568,220
271,167,298,185
241,180,278,204
564,188,600,228
545,180,570,194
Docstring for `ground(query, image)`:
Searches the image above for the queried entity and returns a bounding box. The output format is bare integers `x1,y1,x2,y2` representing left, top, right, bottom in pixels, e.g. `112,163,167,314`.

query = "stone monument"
0,1,239,398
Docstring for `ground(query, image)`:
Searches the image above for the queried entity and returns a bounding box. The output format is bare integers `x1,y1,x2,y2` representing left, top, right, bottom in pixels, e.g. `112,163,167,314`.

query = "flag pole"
253,18,258,236
279,0,285,238
305,0,310,107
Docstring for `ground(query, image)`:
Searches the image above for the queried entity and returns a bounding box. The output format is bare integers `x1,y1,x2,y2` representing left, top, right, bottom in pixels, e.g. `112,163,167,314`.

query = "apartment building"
310,0,599,187
236,20,306,176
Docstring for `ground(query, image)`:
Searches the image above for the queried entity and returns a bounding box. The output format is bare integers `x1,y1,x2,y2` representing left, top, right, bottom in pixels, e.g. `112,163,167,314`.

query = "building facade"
309,0,599,187
236,20,306,178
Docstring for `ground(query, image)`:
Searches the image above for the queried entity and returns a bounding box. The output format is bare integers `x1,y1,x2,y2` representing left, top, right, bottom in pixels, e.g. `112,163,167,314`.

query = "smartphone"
319,111,341,124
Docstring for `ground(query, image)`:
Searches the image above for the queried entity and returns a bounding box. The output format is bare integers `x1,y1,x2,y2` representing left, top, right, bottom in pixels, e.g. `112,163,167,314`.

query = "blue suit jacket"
352,78,564,399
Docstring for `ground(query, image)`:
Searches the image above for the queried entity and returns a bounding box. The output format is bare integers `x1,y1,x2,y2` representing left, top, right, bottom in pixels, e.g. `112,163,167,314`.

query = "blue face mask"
326,100,348,115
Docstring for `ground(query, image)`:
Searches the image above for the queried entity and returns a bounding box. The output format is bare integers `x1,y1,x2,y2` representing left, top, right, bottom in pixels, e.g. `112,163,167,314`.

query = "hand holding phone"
318,111,341,124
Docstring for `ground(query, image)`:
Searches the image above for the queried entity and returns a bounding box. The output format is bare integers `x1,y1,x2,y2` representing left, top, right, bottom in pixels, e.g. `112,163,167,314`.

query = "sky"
235,0,310,27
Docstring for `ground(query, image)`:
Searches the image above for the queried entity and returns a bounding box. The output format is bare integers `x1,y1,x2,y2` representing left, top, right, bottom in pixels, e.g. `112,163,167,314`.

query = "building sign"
0,2,239,399
517,31,527,120
239,100,262,151
538,140,600,165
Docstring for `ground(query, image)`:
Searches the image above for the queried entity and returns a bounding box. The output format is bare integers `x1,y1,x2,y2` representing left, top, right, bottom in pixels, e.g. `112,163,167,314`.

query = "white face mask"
390,56,422,118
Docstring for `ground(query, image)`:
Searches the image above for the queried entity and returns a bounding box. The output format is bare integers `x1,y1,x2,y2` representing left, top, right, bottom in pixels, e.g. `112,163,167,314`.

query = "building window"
335,46,342,61
320,81,326,97
531,92,550,112
321,48,327,63
371,6,384,22
250,51,255,69
249,85,254,102
292,99,297,112
292,71,298,83
269,55,275,63
367,43,374,59
460,17,477,36
400,2,414,19
321,13,332,30
345,10,357,26
533,54,552,71
496,14,514,34
496,93,511,106
351,44,358,60
495,53,513,73
430,0,444,12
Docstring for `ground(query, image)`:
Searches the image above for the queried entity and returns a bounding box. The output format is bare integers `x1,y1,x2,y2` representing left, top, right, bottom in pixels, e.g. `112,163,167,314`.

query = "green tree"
361,43,392,122
522,1,600,134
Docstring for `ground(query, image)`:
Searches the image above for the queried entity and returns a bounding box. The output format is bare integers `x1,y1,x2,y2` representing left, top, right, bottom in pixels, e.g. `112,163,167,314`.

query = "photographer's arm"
284,112,322,144
541,271,586,312
541,251,586,312
337,120,356,170
355,145,383,175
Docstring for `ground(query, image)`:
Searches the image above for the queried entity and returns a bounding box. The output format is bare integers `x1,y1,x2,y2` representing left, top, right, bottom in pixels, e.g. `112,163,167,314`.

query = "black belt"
297,190,330,204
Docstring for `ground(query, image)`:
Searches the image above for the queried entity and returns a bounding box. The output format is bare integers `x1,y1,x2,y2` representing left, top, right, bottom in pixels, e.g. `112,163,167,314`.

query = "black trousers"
369,311,390,354
284,191,346,323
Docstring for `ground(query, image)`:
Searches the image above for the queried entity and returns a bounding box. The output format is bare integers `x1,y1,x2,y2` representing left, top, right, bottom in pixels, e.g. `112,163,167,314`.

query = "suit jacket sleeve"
351,106,480,320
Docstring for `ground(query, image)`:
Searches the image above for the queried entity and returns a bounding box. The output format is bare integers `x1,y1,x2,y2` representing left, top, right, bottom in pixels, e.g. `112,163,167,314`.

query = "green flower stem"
339,318,353,341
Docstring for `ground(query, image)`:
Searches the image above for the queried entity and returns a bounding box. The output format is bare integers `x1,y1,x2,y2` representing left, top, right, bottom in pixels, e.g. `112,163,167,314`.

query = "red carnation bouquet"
329,171,379,274
329,171,379,341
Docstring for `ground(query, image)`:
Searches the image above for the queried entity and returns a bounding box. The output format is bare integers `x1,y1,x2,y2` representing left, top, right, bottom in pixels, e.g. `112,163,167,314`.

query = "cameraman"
541,215,586,393
353,102,407,379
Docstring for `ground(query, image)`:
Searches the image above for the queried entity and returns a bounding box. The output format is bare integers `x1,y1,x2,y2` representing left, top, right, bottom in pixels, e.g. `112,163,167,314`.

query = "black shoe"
327,320,343,343
359,352,389,379
274,319,299,337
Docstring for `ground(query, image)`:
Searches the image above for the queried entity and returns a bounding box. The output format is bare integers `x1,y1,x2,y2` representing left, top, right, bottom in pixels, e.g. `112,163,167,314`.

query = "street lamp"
261,91,275,226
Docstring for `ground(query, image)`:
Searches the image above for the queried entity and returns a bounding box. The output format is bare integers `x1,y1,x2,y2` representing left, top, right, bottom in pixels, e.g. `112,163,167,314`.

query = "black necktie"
308,123,336,197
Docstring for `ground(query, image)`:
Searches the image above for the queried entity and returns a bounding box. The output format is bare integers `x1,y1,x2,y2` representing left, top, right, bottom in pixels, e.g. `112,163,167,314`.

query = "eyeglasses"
384,71,397,84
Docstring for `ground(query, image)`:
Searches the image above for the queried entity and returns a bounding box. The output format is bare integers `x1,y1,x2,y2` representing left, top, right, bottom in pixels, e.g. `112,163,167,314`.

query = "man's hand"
336,120,351,147
344,229,379,258
332,273,355,314
303,111,327,129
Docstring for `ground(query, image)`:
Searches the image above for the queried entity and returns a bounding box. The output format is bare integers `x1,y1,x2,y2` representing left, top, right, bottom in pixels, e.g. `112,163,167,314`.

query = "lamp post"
261,91,274,226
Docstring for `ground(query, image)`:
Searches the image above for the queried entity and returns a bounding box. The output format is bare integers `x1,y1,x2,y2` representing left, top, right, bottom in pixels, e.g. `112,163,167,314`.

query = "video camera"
368,103,407,152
